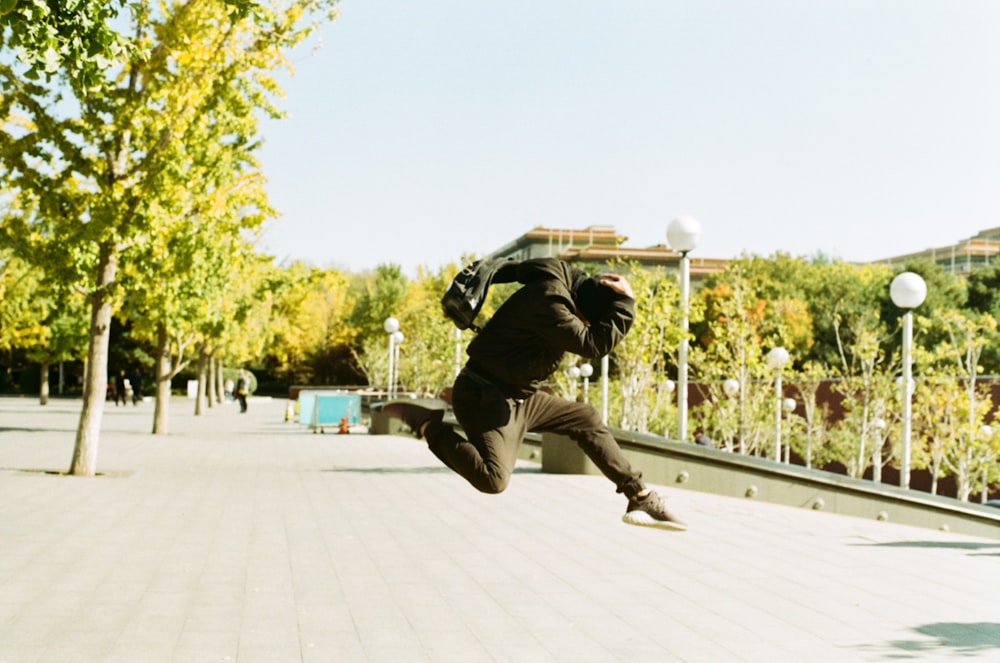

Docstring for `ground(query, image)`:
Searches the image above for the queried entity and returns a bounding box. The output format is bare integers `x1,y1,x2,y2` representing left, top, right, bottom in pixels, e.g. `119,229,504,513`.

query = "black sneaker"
622,490,687,531
379,400,446,438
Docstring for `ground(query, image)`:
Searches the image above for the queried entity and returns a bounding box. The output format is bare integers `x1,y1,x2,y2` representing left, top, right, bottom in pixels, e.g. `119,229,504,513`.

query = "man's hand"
599,274,634,299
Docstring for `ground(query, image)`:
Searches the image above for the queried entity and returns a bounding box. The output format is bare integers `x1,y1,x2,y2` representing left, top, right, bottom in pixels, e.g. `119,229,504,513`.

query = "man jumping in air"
382,257,686,531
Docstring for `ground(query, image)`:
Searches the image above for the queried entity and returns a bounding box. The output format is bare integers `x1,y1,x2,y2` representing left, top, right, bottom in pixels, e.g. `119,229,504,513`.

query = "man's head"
575,276,617,324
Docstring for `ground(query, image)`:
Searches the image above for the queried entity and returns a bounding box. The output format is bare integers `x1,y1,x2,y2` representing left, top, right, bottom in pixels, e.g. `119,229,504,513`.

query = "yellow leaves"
2,112,37,135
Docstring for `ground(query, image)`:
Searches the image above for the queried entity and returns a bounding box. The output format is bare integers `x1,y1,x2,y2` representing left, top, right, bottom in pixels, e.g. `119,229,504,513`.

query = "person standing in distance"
235,369,249,413
383,257,686,531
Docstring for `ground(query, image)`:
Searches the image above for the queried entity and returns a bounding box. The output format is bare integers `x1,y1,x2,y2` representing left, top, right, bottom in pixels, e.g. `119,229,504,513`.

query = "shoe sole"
622,510,688,532
380,400,447,437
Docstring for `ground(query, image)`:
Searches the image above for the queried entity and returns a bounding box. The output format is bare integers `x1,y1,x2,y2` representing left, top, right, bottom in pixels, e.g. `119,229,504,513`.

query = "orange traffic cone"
339,417,349,434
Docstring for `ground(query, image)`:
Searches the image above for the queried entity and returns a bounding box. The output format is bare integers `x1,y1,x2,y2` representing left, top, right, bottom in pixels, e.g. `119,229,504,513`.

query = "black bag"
440,258,509,331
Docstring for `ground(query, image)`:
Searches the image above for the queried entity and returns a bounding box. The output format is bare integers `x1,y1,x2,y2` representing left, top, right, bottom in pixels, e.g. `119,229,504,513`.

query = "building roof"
490,224,1000,278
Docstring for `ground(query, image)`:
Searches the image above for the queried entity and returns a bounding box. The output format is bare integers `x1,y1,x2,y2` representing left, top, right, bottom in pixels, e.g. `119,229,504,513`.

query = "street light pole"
782,397,796,463
723,378,740,452
767,347,790,463
384,317,399,397
600,355,609,423
391,330,404,397
580,363,593,402
980,425,993,503
568,365,581,401
890,272,927,489
871,417,887,483
667,216,702,444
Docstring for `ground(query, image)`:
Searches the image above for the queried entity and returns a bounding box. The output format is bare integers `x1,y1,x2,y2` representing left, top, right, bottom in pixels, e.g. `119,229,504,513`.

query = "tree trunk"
39,360,50,405
194,344,207,415
70,245,116,476
152,324,171,435
206,350,215,409
215,357,224,404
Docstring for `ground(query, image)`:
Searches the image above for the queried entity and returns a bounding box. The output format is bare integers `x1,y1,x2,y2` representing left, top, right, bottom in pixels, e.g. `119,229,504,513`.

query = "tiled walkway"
1,396,998,662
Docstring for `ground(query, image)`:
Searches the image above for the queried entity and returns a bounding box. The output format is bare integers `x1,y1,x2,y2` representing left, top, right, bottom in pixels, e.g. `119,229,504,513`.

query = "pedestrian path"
1,396,998,662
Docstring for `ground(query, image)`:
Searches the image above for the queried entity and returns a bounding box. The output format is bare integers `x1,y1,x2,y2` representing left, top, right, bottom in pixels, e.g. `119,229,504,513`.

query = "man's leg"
423,372,526,494
520,390,644,497
522,392,687,531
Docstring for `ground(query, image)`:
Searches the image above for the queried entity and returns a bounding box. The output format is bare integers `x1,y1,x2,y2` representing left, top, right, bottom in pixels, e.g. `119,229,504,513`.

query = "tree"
0,0,255,88
789,361,833,469
925,310,998,500
0,0,339,473
393,264,466,398
964,264,1000,373
829,311,895,479
607,263,682,434
263,261,359,386
692,265,777,456
349,264,409,386
0,253,47,365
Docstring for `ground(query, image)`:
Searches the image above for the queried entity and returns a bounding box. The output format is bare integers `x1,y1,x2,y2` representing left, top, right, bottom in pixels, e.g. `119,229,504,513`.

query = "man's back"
466,258,634,399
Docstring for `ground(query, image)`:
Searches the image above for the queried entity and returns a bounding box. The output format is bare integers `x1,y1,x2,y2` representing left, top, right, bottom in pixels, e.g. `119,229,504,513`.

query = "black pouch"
440,257,509,331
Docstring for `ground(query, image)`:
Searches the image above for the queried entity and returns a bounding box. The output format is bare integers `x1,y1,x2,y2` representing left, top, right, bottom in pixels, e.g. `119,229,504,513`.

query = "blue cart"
297,390,361,433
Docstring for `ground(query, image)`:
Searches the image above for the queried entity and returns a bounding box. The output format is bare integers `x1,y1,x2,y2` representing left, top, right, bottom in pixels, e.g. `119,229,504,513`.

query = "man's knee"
473,472,511,495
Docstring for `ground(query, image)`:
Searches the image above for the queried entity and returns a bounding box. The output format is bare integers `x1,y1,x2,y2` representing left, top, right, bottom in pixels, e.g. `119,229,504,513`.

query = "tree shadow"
859,541,1000,557
322,465,542,475
322,466,453,475
0,426,78,433
860,623,1000,658
1,468,133,478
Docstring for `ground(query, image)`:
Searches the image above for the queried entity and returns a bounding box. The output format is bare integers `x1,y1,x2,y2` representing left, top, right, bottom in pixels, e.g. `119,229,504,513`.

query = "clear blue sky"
257,0,1000,277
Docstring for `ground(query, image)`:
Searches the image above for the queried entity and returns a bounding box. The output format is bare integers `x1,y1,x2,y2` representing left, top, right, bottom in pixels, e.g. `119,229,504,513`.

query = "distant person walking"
129,368,144,405
235,369,249,413
114,370,128,406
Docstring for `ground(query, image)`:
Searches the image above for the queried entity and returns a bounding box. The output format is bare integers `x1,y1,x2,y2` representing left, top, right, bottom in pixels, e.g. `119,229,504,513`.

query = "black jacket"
465,258,635,399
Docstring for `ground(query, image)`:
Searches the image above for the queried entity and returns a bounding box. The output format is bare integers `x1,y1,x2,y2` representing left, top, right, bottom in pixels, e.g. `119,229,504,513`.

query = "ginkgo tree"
0,250,85,404
0,0,339,474
0,0,255,87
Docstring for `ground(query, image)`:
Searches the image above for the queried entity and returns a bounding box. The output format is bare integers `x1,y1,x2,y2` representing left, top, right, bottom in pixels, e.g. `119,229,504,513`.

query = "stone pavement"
1,395,998,663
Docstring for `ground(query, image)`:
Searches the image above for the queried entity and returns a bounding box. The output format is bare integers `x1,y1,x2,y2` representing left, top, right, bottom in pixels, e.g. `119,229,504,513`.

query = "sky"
256,0,1000,277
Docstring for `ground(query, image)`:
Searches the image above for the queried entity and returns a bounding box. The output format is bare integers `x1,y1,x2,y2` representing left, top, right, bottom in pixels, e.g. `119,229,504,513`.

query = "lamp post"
384,317,399,397
767,347,790,462
723,378,739,452
890,271,927,489
580,363,593,402
667,215,702,444
871,417,887,483
980,424,993,503
391,331,404,397
567,365,581,401
662,379,676,438
781,397,796,463
600,355,610,423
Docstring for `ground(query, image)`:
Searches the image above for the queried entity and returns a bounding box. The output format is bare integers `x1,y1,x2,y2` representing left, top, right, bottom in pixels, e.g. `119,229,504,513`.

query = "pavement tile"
1,396,999,662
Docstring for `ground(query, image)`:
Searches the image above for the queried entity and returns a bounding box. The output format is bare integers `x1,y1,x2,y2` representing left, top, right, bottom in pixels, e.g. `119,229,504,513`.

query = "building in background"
875,226,1000,275
487,225,729,284
488,224,1000,281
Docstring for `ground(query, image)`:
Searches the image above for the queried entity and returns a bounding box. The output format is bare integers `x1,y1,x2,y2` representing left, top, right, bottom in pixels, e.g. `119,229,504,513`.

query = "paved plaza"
1,395,998,663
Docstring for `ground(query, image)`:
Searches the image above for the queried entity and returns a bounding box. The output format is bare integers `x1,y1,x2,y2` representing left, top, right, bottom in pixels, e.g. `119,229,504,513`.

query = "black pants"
425,370,645,498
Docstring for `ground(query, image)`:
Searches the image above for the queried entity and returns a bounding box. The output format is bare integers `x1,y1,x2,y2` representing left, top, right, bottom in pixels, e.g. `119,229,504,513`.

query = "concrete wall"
540,429,1000,540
